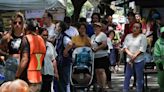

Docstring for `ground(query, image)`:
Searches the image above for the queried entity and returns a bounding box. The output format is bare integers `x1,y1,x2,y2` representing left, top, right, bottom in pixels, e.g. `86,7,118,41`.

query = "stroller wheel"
72,88,86,92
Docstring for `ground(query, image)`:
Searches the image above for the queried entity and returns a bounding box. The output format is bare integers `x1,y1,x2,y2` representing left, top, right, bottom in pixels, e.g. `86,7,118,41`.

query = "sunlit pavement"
89,64,159,92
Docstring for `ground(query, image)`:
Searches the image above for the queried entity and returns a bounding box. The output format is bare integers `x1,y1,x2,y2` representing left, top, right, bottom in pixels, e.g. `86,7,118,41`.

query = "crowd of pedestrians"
0,8,164,92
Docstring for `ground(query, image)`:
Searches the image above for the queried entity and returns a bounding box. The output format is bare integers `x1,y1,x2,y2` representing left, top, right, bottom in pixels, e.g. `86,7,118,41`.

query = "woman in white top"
40,29,58,92
123,22,147,92
107,30,117,72
91,22,109,91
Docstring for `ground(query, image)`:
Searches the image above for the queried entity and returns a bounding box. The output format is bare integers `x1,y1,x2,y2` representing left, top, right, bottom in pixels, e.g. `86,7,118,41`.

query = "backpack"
56,33,73,65
95,41,108,50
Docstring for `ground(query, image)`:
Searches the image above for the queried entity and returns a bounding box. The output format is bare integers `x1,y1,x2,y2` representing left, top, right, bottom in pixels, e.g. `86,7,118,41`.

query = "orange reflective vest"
26,34,46,83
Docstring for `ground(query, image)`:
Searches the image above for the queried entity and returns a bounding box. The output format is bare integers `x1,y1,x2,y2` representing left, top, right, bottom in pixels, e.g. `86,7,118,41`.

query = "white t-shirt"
91,32,108,58
63,36,72,47
65,26,79,37
145,24,153,37
123,33,147,63
107,37,113,53
45,23,58,40
42,41,57,76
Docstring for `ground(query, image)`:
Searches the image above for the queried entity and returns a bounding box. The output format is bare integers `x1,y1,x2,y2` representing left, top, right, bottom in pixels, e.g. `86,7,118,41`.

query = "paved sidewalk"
107,65,159,92
76,64,159,92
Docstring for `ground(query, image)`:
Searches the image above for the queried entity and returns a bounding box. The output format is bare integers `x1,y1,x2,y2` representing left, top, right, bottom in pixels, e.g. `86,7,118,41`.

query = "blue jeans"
57,63,71,92
123,61,144,92
109,49,116,66
4,57,18,81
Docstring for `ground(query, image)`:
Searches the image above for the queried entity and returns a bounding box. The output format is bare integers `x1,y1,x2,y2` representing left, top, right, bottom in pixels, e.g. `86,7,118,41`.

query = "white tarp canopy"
0,0,66,10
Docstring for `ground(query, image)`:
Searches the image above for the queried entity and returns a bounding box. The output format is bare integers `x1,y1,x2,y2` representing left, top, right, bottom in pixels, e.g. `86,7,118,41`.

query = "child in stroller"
71,47,94,86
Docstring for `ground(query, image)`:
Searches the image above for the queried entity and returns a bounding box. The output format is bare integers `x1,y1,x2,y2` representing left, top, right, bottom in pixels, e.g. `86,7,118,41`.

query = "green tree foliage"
66,0,74,17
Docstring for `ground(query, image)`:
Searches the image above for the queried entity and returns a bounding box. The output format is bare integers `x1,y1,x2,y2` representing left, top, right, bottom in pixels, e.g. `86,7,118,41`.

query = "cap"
93,22,102,27
160,27,164,33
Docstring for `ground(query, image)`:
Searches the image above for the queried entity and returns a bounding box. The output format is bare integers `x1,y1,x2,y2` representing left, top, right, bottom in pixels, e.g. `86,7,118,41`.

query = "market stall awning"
0,0,66,10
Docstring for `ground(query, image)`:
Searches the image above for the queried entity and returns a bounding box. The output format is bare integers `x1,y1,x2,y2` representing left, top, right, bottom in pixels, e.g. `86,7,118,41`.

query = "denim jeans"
109,49,116,66
4,57,18,81
123,61,144,92
57,63,71,92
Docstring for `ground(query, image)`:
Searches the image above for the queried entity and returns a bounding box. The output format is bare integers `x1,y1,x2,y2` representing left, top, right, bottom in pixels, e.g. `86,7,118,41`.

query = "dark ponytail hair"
91,13,101,23
76,22,87,30
107,30,115,37
26,19,36,32
59,21,68,33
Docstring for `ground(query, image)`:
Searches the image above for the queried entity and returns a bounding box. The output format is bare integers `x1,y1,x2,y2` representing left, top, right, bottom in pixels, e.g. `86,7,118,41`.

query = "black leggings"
40,75,53,92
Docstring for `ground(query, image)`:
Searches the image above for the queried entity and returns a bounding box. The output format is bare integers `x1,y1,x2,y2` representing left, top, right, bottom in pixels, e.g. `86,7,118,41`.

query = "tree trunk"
71,0,87,23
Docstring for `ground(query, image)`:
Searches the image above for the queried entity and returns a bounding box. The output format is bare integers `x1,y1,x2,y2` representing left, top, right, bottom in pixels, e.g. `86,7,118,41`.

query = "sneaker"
89,85,94,91
115,65,120,71
130,85,136,90
107,82,113,89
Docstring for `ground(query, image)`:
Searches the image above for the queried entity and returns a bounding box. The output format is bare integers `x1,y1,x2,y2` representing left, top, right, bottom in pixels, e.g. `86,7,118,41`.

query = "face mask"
55,30,60,37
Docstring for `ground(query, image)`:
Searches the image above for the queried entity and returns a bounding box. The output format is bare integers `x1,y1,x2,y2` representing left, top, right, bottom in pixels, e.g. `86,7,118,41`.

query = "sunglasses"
13,21,22,25
42,34,48,36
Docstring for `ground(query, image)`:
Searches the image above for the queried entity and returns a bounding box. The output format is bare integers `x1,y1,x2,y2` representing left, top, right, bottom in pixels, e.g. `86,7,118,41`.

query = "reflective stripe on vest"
26,34,46,83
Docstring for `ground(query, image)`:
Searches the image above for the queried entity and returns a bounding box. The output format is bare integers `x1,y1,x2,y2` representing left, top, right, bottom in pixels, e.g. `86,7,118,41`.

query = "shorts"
94,56,109,69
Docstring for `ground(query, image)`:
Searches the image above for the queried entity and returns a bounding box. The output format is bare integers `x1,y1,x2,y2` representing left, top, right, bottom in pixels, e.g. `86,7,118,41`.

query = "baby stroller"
70,47,94,92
